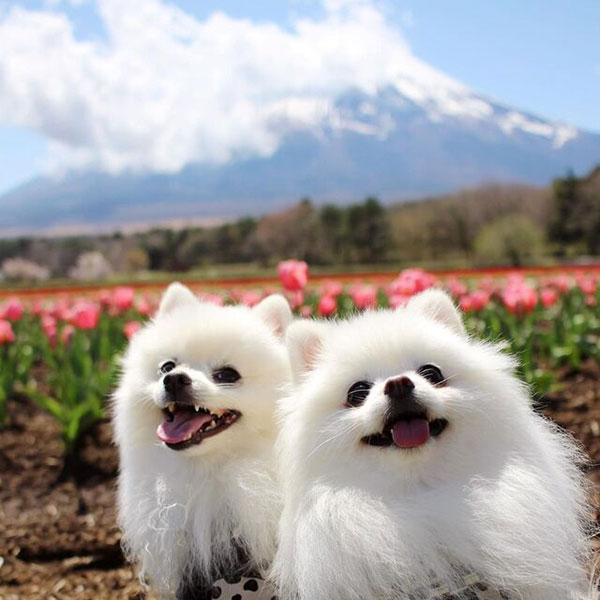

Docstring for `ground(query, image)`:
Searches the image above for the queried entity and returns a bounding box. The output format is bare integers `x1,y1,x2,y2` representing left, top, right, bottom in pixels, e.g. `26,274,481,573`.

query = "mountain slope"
2,86,599,233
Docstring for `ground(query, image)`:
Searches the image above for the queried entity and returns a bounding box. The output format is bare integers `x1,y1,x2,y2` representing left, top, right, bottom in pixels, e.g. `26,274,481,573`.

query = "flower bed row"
1,264,598,462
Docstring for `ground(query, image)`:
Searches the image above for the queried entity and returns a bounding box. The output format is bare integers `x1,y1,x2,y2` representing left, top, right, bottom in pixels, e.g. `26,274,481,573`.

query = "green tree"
474,215,548,266
346,197,391,263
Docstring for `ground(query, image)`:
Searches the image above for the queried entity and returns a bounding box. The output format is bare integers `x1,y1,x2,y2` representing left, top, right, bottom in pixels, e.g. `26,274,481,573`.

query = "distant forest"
1,166,599,281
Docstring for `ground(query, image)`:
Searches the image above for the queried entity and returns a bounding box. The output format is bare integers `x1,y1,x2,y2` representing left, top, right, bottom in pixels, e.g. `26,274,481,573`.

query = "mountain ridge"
2,84,599,234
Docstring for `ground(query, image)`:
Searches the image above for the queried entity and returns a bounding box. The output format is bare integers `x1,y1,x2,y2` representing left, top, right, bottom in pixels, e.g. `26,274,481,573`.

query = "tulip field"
1,264,599,457
1,263,599,599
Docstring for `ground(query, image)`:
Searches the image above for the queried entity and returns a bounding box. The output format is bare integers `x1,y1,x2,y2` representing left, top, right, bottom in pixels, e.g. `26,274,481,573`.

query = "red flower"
544,275,571,293
459,295,474,312
501,282,537,315
0,319,15,344
318,295,337,316
71,302,100,330
134,296,153,315
98,289,112,308
459,291,490,313
278,260,308,291
286,291,304,309
32,300,45,316
445,278,468,298
390,269,436,297
124,321,142,340
540,287,558,308
61,325,75,346
388,294,410,308
350,284,377,309
319,280,343,298
113,287,135,312
1,297,24,322
576,275,597,295
49,298,70,322
240,291,262,307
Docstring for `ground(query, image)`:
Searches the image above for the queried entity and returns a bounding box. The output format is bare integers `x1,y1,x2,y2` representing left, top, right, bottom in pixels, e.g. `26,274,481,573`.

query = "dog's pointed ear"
253,294,292,340
157,282,198,317
406,289,465,336
286,319,328,382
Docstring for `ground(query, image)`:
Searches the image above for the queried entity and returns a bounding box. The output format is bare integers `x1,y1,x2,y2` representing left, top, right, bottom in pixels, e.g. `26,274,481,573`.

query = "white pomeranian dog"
273,289,594,600
113,283,292,599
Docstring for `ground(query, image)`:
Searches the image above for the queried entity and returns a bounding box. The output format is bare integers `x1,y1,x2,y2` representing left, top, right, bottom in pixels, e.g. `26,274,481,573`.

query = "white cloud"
0,0,572,176
0,0,459,174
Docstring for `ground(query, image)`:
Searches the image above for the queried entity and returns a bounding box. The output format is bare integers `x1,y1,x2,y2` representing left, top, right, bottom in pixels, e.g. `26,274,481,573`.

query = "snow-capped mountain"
1,83,599,233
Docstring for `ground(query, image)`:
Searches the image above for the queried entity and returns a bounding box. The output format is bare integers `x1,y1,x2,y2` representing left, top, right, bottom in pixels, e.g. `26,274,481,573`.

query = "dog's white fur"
113,283,292,598
273,290,593,600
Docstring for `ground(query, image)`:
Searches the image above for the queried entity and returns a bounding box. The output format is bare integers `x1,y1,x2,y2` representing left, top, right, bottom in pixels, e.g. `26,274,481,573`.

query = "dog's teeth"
194,404,201,412
168,402,176,413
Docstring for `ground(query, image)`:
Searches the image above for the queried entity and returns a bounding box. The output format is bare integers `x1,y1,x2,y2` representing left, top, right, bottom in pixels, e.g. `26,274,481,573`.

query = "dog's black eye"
160,360,176,374
212,367,241,384
346,380,373,407
417,364,445,386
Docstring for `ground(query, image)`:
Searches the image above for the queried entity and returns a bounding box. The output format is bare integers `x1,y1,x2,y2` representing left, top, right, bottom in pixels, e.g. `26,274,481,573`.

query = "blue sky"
0,0,598,196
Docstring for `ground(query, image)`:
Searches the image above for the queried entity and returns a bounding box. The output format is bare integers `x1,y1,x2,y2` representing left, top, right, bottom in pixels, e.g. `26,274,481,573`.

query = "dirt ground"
1,363,599,600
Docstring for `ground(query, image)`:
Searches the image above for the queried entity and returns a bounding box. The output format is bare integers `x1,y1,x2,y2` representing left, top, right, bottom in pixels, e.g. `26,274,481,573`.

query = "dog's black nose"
163,372,192,393
384,375,426,424
384,376,415,399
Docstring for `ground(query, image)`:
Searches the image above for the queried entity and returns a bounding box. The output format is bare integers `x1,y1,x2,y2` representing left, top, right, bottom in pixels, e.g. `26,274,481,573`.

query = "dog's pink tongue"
391,419,430,448
156,411,213,444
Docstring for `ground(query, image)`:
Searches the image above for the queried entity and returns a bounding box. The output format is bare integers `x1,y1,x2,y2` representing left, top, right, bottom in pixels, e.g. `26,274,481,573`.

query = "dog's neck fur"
119,442,280,598
274,422,591,600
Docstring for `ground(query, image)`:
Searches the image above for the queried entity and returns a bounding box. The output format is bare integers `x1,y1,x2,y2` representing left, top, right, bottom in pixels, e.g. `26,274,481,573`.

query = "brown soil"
1,364,599,600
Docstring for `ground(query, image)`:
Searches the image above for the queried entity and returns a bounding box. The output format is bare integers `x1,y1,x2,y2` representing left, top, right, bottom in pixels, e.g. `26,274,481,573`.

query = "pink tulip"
540,288,558,308
445,278,468,298
42,314,57,331
287,290,304,310
32,300,45,316
240,291,262,307
388,294,410,309
51,298,72,322
350,284,377,309
98,289,112,308
501,284,537,315
113,286,135,312
586,295,597,307
477,277,498,294
318,295,337,317
459,295,474,313
319,280,343,298
576,276,597,296
459,290,490,313
278,260,308,291
1,297,24,322
61,325,75,346
71,302,100,330
545,275,571,293
135,296,153,315
0,319,15,344
124,321,142,340
390,269,436,297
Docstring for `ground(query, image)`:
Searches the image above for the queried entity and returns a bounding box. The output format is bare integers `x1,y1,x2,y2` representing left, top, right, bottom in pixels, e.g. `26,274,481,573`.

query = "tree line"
1,166,598,280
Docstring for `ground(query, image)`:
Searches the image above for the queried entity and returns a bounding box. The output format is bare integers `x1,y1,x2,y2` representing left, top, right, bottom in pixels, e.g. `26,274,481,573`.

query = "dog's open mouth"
362,413,448,449
156,404,241,450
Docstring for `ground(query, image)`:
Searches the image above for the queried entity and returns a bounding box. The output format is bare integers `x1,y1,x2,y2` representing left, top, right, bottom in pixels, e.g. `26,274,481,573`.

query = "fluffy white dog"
273,290,594,600
113,283,292,599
